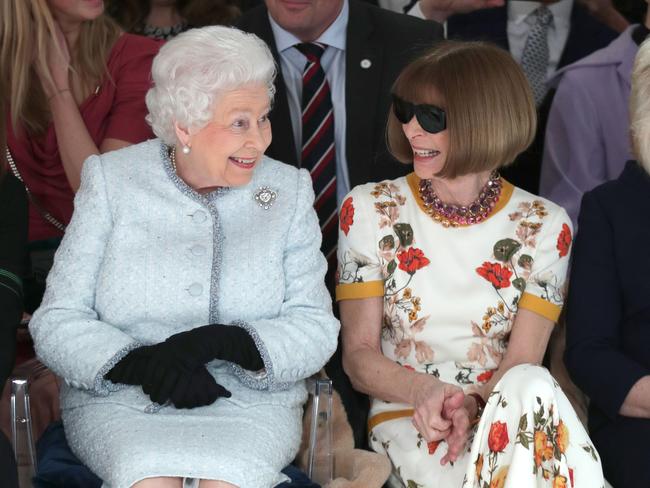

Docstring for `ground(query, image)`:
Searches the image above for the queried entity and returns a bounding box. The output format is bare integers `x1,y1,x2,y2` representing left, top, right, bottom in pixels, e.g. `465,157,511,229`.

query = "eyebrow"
226,106,271,116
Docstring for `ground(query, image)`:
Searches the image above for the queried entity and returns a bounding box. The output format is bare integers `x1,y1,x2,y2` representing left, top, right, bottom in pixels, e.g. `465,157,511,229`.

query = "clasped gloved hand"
149,324,264,374
105,325,261,409
105,344,231,409
139,324,263,406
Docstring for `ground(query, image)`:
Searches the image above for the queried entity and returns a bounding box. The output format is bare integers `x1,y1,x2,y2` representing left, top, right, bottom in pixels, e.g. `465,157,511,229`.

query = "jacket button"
190,245,206,256
192,210,207,223
188,283,203,296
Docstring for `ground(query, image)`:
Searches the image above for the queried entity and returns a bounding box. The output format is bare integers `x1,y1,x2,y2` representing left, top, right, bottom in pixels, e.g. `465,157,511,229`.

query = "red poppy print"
476,262,513,289
556,223,572,258
339,197,355,236
427,440,440,455
477,370,494,383
397,247,430,275
488,421,509,453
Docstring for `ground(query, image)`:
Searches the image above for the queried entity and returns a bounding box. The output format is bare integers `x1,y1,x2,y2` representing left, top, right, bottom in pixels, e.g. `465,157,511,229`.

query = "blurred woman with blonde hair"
0,0,160,302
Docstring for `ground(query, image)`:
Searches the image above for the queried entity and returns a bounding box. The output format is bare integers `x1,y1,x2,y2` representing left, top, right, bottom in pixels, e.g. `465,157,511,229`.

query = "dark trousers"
592,416,650,488
0,431,19,488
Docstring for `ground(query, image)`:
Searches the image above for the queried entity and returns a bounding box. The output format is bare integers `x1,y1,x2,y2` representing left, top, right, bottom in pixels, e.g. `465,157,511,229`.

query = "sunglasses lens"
416,106,446,134
392,96,413,124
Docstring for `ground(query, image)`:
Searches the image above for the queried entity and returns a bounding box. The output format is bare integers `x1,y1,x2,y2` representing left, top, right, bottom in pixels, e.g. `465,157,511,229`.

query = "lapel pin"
360,59,372,69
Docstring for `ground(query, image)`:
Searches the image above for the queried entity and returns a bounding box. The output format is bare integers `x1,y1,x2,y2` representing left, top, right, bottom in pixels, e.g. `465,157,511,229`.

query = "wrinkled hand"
35,20,71,97
418,0,505,22
411,375,462,443
439,392,471,465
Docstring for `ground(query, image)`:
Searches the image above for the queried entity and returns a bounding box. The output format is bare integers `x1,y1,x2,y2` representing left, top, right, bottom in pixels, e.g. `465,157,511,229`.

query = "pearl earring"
182,145,191,155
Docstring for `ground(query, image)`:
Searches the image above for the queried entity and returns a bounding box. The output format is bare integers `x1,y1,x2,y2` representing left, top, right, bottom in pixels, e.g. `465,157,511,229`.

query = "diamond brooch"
254,187,277,209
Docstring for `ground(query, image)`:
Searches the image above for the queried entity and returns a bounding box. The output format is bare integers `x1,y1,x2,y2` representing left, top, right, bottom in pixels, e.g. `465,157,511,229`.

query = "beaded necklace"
418,171,502,227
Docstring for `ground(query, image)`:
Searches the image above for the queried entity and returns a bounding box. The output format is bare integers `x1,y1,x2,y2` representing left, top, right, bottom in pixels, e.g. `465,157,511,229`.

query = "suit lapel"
345,1,384,188
558,4,585,69
558,3,615,69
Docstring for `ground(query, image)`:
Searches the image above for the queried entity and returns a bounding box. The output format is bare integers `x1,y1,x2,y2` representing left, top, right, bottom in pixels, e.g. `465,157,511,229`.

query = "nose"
247,123,271,151
401,116,425,141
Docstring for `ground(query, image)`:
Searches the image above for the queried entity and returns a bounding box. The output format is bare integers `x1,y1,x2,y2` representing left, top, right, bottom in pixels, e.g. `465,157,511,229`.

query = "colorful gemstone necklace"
418,171,502,227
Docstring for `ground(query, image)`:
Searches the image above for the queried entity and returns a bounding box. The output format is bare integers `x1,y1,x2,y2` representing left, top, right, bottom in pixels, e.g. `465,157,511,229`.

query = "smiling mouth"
413,149,440,158
229,156,257,168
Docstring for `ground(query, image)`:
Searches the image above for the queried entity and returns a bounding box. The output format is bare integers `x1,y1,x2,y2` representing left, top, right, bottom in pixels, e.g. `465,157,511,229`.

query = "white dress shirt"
378,0,412,12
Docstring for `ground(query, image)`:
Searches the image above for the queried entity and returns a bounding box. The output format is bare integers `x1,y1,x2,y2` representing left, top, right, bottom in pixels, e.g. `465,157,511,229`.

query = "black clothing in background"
0,173,27,385
565,161,650,488
0,173,28,488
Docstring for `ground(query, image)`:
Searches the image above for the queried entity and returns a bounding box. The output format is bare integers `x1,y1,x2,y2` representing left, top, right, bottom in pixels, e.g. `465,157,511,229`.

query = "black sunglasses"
391,94,446,134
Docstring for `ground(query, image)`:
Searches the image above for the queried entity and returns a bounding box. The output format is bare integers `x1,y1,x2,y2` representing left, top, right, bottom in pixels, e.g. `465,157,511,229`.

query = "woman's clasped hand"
410,374,471,465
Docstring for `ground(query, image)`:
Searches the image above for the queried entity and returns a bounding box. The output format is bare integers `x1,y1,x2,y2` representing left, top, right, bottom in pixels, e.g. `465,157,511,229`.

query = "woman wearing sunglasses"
336,41,603,487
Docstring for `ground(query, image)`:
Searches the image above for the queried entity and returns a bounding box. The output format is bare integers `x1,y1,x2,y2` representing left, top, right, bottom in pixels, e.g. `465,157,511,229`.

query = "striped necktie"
521,6,554,106
295,42,338,275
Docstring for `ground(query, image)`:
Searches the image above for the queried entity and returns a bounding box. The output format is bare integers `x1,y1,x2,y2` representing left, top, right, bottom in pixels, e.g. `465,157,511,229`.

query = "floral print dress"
336,174,604,488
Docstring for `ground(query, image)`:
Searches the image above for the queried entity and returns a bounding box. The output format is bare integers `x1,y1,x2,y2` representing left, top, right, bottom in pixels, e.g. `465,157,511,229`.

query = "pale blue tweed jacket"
29,139,340,487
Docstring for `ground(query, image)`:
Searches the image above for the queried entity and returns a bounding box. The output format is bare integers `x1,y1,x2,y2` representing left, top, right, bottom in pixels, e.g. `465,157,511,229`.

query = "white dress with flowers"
335,174,604,488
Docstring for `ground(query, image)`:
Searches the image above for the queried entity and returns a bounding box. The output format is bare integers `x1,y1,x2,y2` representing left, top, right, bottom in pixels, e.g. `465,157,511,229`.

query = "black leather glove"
167,367,231,409
105,346,156,386
144,324,264,381
105,345,231,408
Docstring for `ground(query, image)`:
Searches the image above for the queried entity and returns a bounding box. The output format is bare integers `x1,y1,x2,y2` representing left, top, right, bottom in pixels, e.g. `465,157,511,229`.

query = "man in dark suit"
237,0,443,448
237,0,443,192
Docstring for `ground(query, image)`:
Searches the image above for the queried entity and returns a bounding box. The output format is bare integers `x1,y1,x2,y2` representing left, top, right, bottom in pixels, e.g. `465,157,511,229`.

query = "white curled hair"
631,37,650,173
145,26,276,144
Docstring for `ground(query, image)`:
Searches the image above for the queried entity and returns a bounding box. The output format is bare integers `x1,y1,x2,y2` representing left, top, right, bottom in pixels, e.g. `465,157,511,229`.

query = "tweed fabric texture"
30,139,340,487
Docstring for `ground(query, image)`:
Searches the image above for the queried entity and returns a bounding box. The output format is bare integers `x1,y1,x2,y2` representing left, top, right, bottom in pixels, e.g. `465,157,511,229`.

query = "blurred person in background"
0,0,160,309
107,0,240,40
565,37,650,488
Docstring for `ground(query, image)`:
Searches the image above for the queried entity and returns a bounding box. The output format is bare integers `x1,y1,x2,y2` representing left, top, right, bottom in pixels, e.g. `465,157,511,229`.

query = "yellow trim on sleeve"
368,409,415,432
518,292,562,323
335,280,385,301
406,173,515,226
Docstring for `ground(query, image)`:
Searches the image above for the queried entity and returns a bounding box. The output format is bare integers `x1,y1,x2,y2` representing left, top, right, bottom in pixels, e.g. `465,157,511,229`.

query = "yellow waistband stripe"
367,409,415,432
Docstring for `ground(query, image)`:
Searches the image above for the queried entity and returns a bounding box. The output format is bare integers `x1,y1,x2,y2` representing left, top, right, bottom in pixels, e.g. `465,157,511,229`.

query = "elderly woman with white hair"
28,26,339,488
565,37,650,488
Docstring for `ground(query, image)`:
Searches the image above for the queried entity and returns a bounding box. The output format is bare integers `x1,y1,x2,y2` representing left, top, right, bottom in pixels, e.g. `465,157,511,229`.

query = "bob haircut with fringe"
146,26,276,144
630,38,650,174
387,41,537,179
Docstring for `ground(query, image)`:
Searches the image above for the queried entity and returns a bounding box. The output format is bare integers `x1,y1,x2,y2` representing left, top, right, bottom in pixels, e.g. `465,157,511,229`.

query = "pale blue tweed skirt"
62,399,302,488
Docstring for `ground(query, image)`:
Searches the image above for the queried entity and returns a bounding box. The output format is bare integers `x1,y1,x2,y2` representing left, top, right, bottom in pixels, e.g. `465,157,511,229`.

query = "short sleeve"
103,36,161,143
335,187,384,301
518,208,573,323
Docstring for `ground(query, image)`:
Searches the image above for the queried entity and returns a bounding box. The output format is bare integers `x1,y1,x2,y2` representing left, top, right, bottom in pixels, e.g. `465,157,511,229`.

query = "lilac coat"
540,26,638,228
